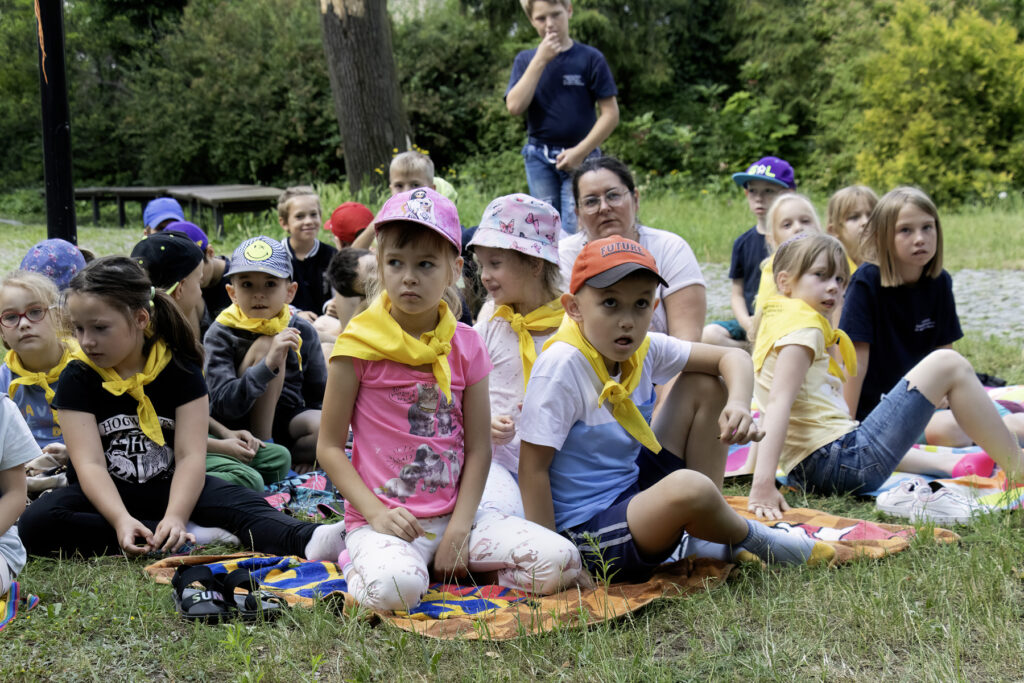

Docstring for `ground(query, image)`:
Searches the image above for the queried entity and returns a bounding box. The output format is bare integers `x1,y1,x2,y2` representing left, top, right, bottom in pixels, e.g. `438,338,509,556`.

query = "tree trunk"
319,0,411,192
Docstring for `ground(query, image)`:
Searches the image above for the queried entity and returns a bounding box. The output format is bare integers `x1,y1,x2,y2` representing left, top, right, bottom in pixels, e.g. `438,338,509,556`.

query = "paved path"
700,263,1024,340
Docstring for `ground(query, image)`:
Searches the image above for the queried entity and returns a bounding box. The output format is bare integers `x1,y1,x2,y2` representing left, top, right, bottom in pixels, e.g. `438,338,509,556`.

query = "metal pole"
35,0,77,243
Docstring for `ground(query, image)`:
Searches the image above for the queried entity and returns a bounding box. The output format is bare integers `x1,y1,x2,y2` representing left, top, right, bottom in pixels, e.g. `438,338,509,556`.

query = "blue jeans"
522,143,601,235
788,379,935,495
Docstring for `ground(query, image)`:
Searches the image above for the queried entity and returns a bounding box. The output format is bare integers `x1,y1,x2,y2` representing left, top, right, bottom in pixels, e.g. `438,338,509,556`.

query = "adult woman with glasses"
559,156,707,342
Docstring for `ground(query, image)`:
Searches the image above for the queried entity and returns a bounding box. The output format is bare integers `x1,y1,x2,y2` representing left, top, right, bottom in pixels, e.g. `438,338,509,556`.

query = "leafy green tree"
0,0,44,190
854,0,1024,202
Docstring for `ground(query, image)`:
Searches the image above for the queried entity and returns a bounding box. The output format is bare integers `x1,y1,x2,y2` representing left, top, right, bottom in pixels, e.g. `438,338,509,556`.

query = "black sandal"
220,568,287,621
171,565,233,622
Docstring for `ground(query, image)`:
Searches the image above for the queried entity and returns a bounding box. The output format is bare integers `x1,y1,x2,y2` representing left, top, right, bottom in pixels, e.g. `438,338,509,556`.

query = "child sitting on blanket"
204,237,326,472
747,233,1024,520
318,188,586,611
0,395,38,598
518,235,836,582
132,232,291,491
468,193,565,518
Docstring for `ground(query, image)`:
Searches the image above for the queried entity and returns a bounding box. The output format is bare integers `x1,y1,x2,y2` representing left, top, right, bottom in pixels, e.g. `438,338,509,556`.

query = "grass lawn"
1,190,1022,679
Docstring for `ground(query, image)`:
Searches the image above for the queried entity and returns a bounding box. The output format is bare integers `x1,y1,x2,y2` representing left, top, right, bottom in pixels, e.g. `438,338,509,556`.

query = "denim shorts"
788,378,935,495
562,445,686,583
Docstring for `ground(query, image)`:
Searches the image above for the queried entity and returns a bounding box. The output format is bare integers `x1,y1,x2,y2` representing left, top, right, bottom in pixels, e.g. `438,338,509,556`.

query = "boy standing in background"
702,156,796,348
506,0,619,235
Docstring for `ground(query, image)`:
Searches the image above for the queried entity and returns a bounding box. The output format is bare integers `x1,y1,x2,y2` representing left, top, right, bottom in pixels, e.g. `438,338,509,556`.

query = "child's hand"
151,514,194,553
41,442,69,460
208,437,256,464
555,145,588,172
535,32,564,64
115,515,155,557
323,299,338,318
432,524,471,581
228,429,262,453
268,328,302,371
369,506,425,542
297,309,318,323
491,415,516,445
719,400,764,445
747,484,790,521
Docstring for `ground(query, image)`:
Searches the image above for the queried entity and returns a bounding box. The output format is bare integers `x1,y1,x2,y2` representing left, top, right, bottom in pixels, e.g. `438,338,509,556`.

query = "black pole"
35,0,77,243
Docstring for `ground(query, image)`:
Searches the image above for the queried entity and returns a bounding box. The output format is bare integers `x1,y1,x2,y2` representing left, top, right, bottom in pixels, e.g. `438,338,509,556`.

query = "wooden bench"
74,184,283,237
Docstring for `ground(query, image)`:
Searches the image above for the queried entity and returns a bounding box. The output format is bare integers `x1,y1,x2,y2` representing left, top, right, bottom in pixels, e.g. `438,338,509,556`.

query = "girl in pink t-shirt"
318,188,585,611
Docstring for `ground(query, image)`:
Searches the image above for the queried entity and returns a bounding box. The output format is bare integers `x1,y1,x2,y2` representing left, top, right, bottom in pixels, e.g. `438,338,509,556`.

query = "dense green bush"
854,1,1024,201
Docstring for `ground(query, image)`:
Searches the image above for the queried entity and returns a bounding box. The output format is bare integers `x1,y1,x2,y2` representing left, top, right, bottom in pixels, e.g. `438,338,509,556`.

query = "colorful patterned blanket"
145,499,957,640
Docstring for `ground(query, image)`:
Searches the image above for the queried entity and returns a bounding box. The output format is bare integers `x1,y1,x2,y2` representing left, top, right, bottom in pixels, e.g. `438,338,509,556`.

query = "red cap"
324,202,374,245
570,236,667,294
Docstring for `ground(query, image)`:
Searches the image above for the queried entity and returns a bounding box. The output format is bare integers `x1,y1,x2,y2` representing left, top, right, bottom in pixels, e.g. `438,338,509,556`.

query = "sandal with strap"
171,565,233,622
220,568,287,621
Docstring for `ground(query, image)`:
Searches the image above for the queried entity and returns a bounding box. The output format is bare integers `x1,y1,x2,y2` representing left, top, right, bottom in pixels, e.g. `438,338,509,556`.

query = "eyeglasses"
0,306,50,329
579,188,631,214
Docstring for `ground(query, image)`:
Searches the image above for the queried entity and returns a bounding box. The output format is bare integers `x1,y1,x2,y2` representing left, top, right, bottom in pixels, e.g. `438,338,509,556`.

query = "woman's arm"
154,395,211,552
434,377,492,578
662,284,707,343
59,409,152,555
317,357,423,540
748,344,814,519
842,342,871,419
518,441,557,531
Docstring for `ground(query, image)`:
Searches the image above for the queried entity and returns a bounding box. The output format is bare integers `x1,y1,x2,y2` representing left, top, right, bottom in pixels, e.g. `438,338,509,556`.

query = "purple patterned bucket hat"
468,193,560,264
20,238,87,291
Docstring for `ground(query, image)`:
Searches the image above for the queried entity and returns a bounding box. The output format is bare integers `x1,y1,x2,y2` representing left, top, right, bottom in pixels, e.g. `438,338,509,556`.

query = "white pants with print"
344,467,585,611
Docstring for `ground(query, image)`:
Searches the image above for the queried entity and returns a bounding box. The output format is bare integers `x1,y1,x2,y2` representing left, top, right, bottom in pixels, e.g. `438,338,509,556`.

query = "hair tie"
149,286,156,306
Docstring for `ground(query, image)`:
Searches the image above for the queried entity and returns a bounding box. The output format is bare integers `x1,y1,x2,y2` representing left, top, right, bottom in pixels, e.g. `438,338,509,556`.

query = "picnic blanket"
144,499,957,640
0,582,40,633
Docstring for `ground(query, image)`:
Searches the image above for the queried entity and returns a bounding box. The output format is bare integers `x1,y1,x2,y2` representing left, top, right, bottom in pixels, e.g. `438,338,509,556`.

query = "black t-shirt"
53,357,208,485
202,255,233,320
728,226,769,315
285,238,337,314
839,264,962,420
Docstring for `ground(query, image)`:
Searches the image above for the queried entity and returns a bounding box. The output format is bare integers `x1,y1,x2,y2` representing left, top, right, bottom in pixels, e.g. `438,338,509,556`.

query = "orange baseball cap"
570,236,667,294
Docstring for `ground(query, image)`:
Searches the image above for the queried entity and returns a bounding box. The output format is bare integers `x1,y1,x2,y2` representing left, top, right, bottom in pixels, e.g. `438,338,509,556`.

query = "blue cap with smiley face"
228,236,293,279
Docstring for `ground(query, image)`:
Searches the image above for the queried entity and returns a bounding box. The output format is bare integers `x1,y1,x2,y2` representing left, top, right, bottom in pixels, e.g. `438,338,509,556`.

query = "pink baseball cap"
468,193,560,264
373,187,461,251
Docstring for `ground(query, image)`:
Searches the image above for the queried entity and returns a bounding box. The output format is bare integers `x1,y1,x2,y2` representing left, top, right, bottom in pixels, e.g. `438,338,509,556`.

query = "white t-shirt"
558,225,706,334
0,395,41,577
519,333,692,530
474,313,557,474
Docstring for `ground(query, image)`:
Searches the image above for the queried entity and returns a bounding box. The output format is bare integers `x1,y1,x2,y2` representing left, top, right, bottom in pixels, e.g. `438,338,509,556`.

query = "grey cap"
228,236,292,279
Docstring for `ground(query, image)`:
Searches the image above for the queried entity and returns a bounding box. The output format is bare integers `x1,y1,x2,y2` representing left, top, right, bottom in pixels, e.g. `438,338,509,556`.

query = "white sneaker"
910,484,983,526
876,477,930,519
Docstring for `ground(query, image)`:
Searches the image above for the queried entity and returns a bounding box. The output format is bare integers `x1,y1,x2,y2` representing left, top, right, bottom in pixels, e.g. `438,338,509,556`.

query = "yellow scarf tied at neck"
216,303,301,370
491,298,564,389
753,295,857,381
543,316,660,453
332,292,457,401
5,339,80,406
72,338,173,446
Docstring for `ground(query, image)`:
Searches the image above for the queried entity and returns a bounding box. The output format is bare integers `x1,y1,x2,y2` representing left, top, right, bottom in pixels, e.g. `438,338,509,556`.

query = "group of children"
0,0,1021,617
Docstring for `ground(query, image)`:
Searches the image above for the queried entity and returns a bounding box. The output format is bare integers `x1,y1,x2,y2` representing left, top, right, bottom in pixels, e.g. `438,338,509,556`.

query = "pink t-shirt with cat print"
344,324,492,531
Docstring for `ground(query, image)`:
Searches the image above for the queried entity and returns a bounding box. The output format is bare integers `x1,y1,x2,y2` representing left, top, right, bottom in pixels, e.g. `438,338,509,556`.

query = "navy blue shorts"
561,445,687,583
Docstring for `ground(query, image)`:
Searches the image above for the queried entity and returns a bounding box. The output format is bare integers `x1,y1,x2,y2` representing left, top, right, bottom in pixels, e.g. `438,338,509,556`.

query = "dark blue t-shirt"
728,226,769,314
506,42,617,148
839,264,962,421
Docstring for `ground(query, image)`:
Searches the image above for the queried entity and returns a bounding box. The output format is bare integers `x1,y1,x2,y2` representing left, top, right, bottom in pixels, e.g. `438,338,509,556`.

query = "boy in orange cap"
518,236,835,581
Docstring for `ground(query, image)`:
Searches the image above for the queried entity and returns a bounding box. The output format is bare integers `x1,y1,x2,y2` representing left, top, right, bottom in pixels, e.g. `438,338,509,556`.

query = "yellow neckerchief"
332,291,457,401
753,295,857,381
72,338,173,446
846,255,858,277
491,297,564,389
543,316,660,452
216,303,301,370
5,339,79,405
